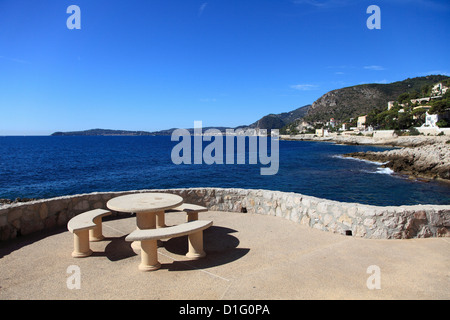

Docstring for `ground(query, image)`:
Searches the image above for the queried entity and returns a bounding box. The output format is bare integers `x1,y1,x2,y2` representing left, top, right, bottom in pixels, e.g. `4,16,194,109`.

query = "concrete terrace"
0,210,449,300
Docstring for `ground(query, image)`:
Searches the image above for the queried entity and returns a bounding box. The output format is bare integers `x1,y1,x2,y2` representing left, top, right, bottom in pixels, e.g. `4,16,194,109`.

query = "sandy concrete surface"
0,210,449,300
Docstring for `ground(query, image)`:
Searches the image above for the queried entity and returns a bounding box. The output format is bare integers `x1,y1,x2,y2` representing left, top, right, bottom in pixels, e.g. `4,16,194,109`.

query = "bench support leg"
186,231,206,259
156,211,167,228
89,216,105,241
139,239,161,271
72,230,93,258
186,211,199,222
132,211,158,253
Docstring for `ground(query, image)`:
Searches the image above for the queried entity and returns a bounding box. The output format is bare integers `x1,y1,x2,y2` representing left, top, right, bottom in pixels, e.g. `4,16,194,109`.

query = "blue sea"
0,136,449,206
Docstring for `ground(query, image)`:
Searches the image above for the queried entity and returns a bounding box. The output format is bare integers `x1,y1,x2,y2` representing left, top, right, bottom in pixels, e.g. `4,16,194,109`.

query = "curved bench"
67,209,111,258
157,203,208,228
125,220,213,271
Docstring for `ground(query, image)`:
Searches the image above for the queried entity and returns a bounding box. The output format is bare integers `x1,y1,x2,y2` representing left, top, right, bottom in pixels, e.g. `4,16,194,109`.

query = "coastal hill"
51,127,235,136
51,106,311,136
51,129,154,136
303,75,449,123
236,104,310,131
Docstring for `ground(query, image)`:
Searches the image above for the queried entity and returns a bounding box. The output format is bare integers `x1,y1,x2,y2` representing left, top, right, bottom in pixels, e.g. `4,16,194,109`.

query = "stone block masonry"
0,188,449,241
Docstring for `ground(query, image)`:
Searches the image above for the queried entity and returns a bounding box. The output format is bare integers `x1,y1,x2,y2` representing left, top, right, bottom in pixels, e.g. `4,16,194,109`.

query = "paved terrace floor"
0,210,449,300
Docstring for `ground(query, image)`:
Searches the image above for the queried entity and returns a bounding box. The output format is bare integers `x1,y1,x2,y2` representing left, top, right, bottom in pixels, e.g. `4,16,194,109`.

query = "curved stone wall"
0,188,449,241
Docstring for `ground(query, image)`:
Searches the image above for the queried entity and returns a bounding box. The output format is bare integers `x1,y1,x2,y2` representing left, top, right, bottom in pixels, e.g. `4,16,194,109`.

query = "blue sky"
0,0,449,135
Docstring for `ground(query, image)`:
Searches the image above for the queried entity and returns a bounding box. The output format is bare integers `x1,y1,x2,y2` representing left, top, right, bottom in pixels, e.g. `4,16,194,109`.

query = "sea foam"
333,154,389,166
375,167,394,175
333,155,393,175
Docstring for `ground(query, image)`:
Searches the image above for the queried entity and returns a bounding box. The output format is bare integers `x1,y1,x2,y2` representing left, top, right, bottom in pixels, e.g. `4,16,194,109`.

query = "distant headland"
50,127,235,136
51,128,157,136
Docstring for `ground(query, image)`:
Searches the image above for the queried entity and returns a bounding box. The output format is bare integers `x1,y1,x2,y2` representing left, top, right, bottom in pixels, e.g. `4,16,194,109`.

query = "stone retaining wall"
1,188,449,241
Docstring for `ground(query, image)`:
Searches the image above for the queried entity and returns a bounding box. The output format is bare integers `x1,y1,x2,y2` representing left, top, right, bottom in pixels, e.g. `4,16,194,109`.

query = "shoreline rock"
282,134,450,181
344,142,450,181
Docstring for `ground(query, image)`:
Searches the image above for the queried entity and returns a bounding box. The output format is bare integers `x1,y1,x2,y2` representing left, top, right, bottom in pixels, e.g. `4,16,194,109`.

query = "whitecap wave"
333,155,388,166
360,168,394,175
376,167,394,175
334,155,393,175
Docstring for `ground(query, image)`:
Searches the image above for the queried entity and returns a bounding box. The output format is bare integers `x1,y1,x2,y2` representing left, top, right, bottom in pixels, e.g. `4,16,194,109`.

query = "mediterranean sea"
0,136,449,206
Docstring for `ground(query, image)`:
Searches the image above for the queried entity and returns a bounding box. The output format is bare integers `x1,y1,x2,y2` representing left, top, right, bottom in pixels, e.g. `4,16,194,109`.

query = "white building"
422,112,440,128
341,123,348,131
387,101,395,110
432,82,449,96
329,118,336,128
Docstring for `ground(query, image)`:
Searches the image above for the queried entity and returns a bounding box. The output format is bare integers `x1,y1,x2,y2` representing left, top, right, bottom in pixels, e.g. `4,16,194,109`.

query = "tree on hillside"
365,107,383,128
411,107,427,126
421,84,431,97
436,119,448,128
373,109,398,130
397,92,410,104
409,90,420,99
398,112,414,130
429,91,450,115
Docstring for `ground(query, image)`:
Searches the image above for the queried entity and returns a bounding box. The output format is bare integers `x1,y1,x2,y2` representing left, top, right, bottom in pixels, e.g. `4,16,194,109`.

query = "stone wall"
372,130,396,139
0,188,449,241
415,127,450,136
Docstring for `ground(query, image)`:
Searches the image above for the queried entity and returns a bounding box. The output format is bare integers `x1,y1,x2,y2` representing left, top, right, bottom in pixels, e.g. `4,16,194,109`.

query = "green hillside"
303,75,449,123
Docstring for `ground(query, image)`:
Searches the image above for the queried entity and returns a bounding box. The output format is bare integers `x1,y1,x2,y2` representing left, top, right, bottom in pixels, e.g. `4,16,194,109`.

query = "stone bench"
67,209,111,258
125,220,213,271
156,203,208,228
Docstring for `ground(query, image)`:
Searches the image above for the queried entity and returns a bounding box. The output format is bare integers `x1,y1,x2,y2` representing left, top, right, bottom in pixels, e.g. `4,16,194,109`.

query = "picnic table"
106,192,184,252
67,192,212,271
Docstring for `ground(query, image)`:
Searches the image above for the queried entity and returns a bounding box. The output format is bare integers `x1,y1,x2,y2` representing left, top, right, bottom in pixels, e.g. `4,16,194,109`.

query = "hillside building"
329,118,336,128
315,128,328,137
431,82,449,96
357,115,367,130
422,112,440,128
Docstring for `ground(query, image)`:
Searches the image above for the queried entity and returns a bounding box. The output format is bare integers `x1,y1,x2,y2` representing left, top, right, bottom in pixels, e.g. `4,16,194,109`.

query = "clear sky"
0,0,449,135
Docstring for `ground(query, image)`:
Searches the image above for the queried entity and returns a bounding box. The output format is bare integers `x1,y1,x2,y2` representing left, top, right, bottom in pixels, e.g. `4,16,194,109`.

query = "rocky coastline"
344,142,450,181
342,136,449,181
282,134,450,181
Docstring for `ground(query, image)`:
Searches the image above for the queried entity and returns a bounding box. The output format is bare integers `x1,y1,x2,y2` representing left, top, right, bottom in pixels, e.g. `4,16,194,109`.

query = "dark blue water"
0,136,449,206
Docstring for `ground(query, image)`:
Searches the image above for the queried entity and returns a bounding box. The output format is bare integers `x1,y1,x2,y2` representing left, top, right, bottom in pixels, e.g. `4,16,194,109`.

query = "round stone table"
106,192,184,269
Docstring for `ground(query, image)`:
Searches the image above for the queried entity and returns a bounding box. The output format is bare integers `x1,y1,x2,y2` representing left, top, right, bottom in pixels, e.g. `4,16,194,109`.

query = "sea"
0,135,449,206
